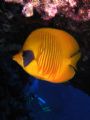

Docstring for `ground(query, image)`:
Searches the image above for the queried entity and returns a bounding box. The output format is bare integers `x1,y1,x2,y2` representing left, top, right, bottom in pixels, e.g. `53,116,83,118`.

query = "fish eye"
23,50,35,67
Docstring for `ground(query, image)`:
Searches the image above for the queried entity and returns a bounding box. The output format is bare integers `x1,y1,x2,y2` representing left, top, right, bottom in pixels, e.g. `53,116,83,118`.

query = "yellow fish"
13,28,81,83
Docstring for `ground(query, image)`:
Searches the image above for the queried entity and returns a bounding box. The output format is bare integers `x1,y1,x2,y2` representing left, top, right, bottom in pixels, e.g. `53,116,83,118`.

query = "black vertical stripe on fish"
23,50,35,67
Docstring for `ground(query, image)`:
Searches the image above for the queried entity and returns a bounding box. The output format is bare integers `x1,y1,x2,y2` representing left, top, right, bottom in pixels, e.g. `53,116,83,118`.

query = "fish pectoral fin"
70,51,81,69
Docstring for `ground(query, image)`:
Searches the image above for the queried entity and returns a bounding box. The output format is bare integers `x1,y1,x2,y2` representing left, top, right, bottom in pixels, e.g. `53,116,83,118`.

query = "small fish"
25,94,51,112
13,28,81,83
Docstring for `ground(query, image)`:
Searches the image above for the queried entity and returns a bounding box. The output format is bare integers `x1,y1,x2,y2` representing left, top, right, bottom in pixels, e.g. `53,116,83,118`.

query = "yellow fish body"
13,28,81,83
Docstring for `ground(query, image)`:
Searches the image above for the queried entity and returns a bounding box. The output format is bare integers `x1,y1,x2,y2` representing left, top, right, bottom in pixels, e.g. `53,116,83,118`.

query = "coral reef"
4,0,90,21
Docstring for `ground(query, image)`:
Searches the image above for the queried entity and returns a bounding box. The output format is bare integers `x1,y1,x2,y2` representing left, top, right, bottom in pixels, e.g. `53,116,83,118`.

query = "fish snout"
12,53,23,66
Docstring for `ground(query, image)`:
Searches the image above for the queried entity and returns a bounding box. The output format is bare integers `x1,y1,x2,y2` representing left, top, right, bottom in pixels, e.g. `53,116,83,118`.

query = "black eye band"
23,50,35,67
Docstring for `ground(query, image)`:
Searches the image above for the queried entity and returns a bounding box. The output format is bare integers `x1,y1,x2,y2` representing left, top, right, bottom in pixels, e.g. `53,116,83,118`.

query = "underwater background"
0,1,90,120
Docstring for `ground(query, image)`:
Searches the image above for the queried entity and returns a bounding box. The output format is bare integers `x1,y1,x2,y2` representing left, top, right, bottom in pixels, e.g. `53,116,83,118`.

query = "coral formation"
4,0,90,21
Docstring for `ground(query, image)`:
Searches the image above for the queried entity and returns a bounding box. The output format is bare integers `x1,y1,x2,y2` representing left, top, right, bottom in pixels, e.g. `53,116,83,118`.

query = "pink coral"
4,0,90,21
5,0,23,4
22,2,34,17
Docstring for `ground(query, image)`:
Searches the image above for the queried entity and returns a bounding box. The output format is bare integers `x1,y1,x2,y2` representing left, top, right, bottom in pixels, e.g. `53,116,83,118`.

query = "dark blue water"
34,81,90,120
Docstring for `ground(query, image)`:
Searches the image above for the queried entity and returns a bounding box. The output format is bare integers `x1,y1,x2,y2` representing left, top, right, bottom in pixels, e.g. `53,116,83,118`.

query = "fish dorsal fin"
23,50,35,67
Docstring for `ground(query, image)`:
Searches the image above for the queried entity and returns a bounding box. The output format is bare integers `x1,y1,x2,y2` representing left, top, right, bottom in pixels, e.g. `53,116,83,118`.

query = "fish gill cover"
0,0,90,120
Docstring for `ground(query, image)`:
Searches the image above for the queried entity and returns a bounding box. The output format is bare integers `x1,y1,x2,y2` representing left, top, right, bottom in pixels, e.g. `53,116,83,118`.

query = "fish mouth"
12,53,23,66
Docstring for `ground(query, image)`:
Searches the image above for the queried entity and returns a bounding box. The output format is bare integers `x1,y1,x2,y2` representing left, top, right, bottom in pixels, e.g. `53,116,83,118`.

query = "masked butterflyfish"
13,28,81,83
